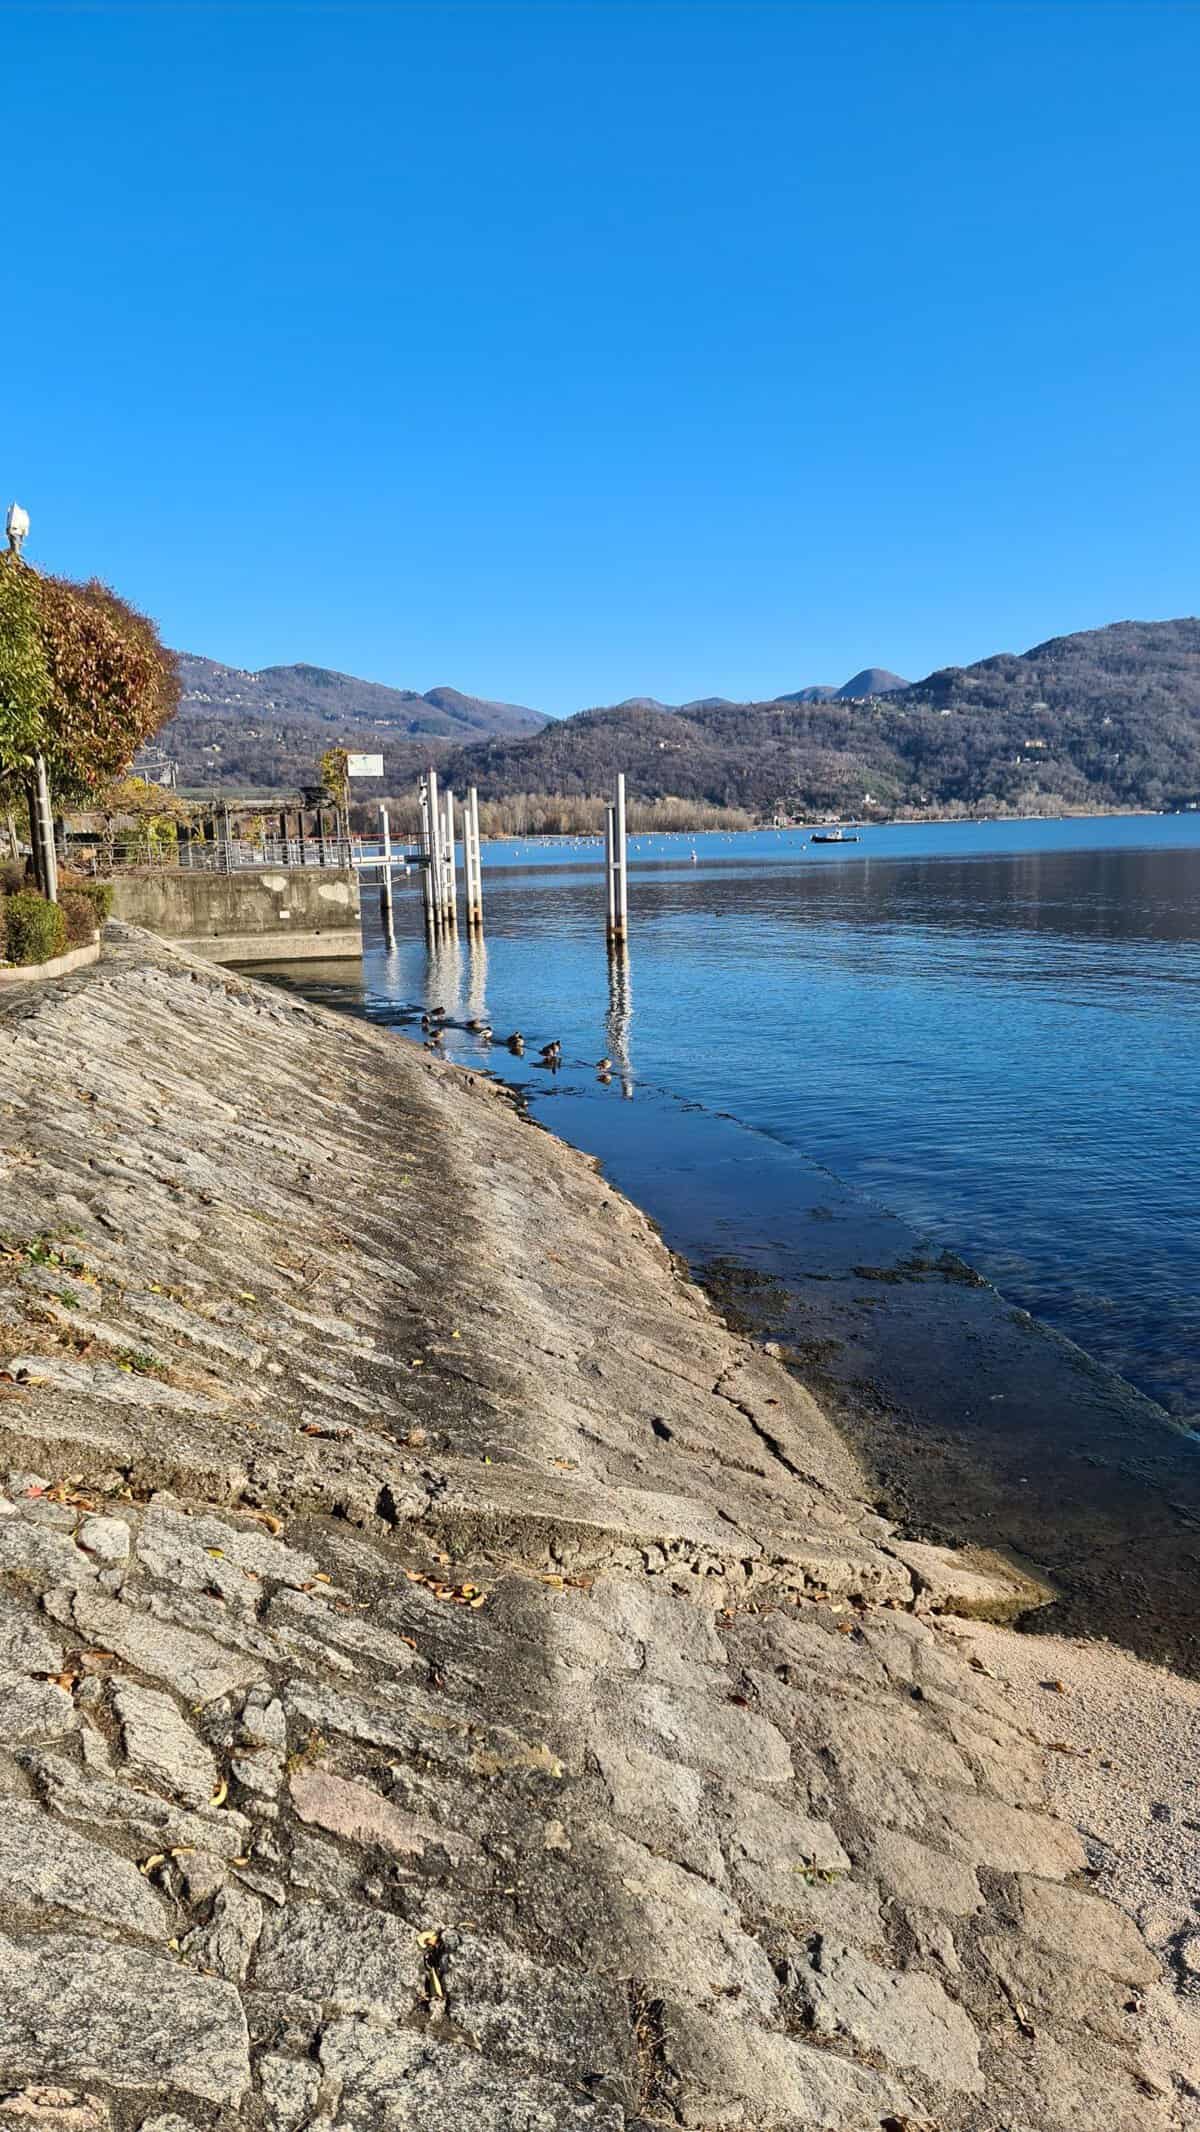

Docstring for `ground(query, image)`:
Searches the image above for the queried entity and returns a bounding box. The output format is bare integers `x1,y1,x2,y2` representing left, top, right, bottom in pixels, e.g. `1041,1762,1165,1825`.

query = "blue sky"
7,1,1200,713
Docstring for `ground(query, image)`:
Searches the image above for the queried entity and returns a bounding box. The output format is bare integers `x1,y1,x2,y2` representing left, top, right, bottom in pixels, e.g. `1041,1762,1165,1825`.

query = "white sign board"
346,753,384,778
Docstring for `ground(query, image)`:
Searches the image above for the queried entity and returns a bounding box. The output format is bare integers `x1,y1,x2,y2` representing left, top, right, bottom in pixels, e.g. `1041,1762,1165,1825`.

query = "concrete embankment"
108,867,361,962
0,925,1193,2130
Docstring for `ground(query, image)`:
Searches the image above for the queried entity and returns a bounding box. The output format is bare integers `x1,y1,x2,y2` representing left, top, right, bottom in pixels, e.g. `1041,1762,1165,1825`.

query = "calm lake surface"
275,814,1200,1424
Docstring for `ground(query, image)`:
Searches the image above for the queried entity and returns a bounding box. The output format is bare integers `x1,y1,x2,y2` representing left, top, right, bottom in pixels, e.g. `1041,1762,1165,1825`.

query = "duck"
596,1057,612,1073
537,1040,562,1066
505,1031,525,1053
466,1017,488,1033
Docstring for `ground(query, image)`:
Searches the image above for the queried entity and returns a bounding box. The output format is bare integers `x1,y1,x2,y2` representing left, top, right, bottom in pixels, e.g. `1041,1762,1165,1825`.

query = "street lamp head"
5,503,29,555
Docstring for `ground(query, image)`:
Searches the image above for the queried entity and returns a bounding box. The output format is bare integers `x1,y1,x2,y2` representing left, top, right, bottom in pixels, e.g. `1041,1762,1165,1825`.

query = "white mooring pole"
426,767,444,935
604,804,616,939
610,772,628,941
424,771,439,929
380,803,395,944
462,791,474,926
465,786,484,929
442,789,458,929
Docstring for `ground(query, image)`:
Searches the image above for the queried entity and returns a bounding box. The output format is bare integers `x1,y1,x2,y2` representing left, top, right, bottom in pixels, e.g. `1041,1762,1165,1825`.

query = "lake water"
279,813,1200,1425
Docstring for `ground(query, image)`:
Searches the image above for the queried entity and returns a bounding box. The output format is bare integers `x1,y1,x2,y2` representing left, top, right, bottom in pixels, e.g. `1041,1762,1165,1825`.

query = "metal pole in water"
427,768,444,935
604,804,616,939
613,772,628,940
467,786,484,929
380,803,395,944
424,771,439,929
443,789,458,929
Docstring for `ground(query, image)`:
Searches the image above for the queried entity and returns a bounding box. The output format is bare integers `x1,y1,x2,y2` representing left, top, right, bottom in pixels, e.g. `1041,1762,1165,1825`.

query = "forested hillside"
162,621,1200,815
440,620,1200,817
164,654,546,789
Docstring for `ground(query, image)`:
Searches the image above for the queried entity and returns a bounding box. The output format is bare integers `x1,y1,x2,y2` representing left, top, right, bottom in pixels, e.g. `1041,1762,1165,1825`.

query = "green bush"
64,877,113,922
61,892,98,947
4,891,67,966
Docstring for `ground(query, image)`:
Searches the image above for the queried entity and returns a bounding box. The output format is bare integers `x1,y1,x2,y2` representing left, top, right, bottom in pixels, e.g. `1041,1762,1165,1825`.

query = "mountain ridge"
158,623,1200,817
164,651,548,789
434,617,1200,818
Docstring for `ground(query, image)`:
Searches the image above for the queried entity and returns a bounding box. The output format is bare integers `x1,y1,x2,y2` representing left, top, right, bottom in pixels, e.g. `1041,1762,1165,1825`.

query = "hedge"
3,890,68,966
69,878,114,922
61,892,99,947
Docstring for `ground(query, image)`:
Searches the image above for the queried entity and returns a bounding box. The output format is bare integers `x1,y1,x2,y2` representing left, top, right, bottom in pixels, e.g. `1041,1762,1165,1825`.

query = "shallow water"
272,813,1200,1423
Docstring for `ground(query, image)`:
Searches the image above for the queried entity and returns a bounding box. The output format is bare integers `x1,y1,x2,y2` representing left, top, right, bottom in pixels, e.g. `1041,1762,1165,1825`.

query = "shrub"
0,897,6,964
0,862,26,896
61,892,98,947
65,878,113,923
4,890,67,966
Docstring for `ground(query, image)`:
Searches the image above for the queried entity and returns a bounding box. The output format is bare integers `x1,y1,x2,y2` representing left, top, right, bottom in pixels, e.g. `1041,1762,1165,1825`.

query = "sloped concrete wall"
107,866,361,962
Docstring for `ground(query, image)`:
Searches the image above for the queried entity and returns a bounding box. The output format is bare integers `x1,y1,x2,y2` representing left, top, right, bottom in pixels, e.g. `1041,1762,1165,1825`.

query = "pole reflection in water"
606,942,633,1098
425,933,463,1022
465,933,489,1028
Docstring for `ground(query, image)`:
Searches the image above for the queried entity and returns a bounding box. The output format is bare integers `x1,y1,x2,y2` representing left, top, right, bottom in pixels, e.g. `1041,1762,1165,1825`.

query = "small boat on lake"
811,826,861,843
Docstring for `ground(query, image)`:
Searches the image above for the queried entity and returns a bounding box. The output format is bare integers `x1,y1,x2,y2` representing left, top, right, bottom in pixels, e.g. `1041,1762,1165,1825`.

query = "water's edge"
507,1065,1200,1674
254,960,1200,1674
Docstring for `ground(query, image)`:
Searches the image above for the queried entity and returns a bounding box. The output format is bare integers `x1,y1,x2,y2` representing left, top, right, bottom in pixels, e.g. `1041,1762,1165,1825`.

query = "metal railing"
180,834,362,872
61,832,410,878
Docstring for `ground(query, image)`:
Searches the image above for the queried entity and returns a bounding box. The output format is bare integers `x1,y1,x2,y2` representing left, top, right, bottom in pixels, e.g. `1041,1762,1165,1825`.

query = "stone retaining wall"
0,926,1188,2131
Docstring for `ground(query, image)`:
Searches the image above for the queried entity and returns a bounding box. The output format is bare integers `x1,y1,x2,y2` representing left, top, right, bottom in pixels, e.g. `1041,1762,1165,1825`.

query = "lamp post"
6,502,56,902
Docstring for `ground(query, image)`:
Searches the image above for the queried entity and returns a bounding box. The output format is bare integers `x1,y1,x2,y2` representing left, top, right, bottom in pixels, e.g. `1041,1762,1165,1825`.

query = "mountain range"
158,623,1200,818
610,669,909,715
167,653,548,791
162,654,909,789
436,620,1200,818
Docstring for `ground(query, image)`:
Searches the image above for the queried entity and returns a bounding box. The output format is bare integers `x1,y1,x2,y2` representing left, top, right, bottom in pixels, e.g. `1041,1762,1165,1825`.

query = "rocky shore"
0,925,1194,2130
